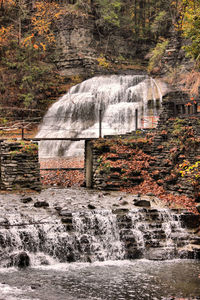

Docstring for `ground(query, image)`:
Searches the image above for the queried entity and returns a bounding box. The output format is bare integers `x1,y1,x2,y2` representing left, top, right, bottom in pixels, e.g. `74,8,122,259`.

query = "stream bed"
0,259,200,300
0,188,200,299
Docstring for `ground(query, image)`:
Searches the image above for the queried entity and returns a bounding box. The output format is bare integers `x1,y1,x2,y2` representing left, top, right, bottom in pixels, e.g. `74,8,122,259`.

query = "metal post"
21,127,24,140
194,103,198,114
99,108,102,138
135,109,138,131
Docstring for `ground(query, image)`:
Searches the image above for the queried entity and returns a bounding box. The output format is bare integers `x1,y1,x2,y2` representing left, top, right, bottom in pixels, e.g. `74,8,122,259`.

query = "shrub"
148,39,169,72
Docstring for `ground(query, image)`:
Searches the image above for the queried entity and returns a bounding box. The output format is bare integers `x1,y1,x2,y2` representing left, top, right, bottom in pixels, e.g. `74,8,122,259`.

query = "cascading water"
37,75,168,157
0,207,196,268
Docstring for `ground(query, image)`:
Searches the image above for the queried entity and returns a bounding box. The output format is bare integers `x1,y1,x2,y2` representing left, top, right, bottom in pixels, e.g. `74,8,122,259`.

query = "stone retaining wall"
87,92,200,200
91,137,153,191
0,141,41,191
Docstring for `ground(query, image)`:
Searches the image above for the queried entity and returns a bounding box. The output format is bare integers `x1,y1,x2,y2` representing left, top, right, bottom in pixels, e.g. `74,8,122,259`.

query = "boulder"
88,204,96,209
2,252,31,268
120,200,129,205
59,209,72,217
14,252,30,268
134,200,151,207
180,213,200,229
61,217,73,224
34,201,49,208
31,283,41,290
54,206,62,212
126,248,143,259
145,248,175,260
20,197,33,204
112,208,129,215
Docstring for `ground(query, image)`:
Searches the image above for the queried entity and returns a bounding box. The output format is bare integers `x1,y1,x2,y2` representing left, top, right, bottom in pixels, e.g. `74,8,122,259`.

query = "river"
0,188,200,299
0,259,200,300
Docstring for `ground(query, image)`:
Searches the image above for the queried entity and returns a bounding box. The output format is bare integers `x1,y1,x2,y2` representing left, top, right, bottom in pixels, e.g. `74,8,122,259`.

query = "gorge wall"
54,13,151,77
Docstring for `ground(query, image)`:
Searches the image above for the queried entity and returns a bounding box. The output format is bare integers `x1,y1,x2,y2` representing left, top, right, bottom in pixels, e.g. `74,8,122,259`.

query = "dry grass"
0,125,39,139
179,70,200,95
164,68,200,96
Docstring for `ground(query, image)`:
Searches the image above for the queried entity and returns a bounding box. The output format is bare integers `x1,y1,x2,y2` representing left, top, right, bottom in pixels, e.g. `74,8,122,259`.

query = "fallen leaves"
95,138,198,214
122,171,197,214
40,158,84,187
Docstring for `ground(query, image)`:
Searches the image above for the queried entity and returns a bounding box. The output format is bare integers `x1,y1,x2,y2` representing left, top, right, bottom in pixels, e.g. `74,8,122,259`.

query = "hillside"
0,0,200,125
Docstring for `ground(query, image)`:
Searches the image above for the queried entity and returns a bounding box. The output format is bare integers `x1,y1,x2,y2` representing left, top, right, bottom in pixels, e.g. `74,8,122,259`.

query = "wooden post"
85,140,93,188
99,108,102,138
135,109,138,131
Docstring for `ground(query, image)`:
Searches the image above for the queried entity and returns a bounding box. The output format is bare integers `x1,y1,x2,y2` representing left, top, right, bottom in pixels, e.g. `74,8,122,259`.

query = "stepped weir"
0,197,199,268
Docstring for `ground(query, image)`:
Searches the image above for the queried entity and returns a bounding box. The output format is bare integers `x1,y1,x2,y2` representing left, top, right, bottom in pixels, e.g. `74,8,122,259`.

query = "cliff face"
155,30,192,77
54,14,96,76
54,14,152,77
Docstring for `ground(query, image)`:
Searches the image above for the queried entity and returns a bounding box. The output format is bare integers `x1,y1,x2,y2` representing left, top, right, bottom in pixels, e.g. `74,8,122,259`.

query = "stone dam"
0,188,200,269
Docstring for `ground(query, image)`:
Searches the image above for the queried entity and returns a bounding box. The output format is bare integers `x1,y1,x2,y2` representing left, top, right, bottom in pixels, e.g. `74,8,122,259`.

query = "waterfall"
0,208,196,268
36,75,168,157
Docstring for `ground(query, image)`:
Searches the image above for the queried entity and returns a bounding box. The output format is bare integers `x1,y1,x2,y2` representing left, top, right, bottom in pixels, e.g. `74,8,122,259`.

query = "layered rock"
54,13,150,77
0,141,41,191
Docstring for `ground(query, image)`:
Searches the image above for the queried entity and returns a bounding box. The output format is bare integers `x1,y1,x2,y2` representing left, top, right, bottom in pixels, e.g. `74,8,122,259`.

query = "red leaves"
161,130,167,135
122,172,197,213
99,139,198,214
40,158,84,187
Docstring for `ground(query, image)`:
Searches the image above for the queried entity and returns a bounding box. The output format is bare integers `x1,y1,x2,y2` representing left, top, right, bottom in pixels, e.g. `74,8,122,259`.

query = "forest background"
0,0,200,122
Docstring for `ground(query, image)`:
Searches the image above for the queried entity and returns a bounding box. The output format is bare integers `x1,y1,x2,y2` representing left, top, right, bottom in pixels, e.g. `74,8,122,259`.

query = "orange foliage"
0,1,64,50
122,174,197,214
0,25,14,47
40,158,84,187
0,0,15,8
31,1,63,45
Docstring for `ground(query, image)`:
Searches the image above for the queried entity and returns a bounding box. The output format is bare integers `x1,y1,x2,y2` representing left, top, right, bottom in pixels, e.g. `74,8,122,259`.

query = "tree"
179,160,200,200
0,0,64,114
181,0,200,66
94,0,122,30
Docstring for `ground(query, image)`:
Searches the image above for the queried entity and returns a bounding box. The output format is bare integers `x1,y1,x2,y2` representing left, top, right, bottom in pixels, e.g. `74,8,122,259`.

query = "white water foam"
36,75,168,157
0,208,191,268
0,283,39,300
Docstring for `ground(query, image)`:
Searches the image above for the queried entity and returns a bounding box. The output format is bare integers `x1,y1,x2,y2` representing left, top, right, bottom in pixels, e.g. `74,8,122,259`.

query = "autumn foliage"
0,0,65,119
94,131,198,213
40,158,84,187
